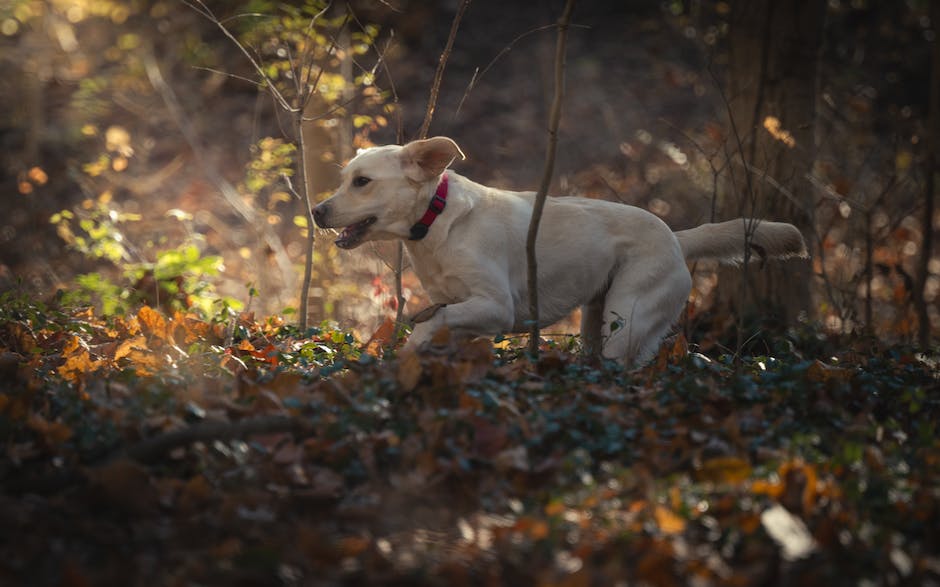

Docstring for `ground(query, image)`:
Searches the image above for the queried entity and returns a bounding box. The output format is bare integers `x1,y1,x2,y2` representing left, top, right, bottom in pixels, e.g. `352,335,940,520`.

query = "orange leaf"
28,166,48,185
529,519,550,540
57,337,105,383
364,317,396,356
112,335,148,362
544,500,565,517
250,343,280,366
654,505,686,535
138,306,169,342
751,478,784,499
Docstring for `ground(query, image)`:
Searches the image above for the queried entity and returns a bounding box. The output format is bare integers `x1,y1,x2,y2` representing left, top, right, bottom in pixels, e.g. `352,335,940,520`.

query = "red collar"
408,173,448,240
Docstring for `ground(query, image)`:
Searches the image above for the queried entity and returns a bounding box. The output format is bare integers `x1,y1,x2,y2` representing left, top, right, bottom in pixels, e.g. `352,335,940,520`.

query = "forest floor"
0,298,939,586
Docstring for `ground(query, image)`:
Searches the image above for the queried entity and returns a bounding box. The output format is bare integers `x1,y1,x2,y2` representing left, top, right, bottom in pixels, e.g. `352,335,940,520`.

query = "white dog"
314,137,807,364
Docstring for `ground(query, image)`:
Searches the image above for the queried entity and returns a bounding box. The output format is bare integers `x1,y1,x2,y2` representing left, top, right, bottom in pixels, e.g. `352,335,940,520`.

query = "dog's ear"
401,137,465,182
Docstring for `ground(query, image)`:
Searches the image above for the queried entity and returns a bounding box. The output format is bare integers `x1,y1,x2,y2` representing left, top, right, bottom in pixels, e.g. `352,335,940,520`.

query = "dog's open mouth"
335,216,377,249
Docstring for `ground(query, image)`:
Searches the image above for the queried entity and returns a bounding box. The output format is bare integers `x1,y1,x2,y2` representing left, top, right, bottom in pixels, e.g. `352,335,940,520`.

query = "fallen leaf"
696,456,752,484
364,317,396,356
138,306,169,342
654,505,686,535
807,360,853,383
397,349,423,391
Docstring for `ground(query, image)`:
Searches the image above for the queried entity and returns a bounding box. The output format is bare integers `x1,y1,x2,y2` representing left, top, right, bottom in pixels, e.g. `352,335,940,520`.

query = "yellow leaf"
895,150,913,172
105,125,134,157
763,116,796,148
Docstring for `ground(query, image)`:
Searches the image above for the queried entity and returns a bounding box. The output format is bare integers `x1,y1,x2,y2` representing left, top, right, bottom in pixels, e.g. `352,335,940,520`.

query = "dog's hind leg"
600,263,691,365
580,295,604,358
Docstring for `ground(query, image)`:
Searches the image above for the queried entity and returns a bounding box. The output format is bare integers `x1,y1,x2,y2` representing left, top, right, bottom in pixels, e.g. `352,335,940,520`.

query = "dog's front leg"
404,296,513,350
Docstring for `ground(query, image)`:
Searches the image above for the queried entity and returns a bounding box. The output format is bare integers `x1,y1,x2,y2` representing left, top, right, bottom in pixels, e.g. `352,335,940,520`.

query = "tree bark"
718,0,823,335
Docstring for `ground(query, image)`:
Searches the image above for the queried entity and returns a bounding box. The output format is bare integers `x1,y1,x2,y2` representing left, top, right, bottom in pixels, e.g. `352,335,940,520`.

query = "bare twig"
526,0,576,358
393,0,471,336
377,34,408,327
142,49,296,293
418,0,471,140
454,23,591,120
185,0,294,112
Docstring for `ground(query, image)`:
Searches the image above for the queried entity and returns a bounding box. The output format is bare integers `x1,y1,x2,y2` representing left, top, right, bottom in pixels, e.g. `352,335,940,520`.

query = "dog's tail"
674,219,808,264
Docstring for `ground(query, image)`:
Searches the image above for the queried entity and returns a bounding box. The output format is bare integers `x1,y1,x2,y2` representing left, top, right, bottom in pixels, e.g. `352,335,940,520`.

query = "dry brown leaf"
807,360,854,383
397,349,423,391
364,316,396,356
137,306,169,342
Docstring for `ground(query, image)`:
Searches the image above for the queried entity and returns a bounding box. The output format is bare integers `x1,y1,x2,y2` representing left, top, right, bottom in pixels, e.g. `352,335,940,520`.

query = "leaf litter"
0,303,938,585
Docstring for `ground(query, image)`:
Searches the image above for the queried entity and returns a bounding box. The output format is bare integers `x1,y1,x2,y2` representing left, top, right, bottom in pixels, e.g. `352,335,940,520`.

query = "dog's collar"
408,173,448,240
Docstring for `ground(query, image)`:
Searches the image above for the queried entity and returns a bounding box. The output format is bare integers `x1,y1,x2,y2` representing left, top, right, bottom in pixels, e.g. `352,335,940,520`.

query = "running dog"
313,137,807,363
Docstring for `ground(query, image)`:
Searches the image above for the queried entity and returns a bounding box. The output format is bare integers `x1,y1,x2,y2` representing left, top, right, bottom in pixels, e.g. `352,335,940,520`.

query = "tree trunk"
718,0,823,336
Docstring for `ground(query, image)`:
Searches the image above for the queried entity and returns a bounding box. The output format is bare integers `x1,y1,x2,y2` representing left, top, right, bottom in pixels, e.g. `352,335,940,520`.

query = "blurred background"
0,0,936,347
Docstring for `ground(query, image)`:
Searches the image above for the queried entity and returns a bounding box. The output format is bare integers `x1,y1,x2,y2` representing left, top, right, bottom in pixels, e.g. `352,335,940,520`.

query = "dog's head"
313,137,465,249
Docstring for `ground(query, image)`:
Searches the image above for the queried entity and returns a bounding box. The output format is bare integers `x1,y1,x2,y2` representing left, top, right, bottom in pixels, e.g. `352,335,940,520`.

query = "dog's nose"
312,203,329,227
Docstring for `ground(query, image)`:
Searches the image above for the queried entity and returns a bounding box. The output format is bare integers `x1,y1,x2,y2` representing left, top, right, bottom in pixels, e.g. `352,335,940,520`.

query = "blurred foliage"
657,0,938,343
0,0,393,332
49,190,235,317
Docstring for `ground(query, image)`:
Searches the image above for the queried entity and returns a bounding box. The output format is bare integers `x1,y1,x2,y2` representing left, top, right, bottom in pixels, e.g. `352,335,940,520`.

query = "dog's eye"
352,176,371,188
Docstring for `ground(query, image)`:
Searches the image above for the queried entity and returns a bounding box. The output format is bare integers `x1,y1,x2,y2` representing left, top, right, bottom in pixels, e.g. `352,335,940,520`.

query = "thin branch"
298,1,333,95
191,66,265,88
454,23,589,119
185,0,295,112
142,48,296,287
300,7,345,112
370,31,408,326
218,12,269,24
526,0,576,358
418,0,471,139
301,95,359,122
